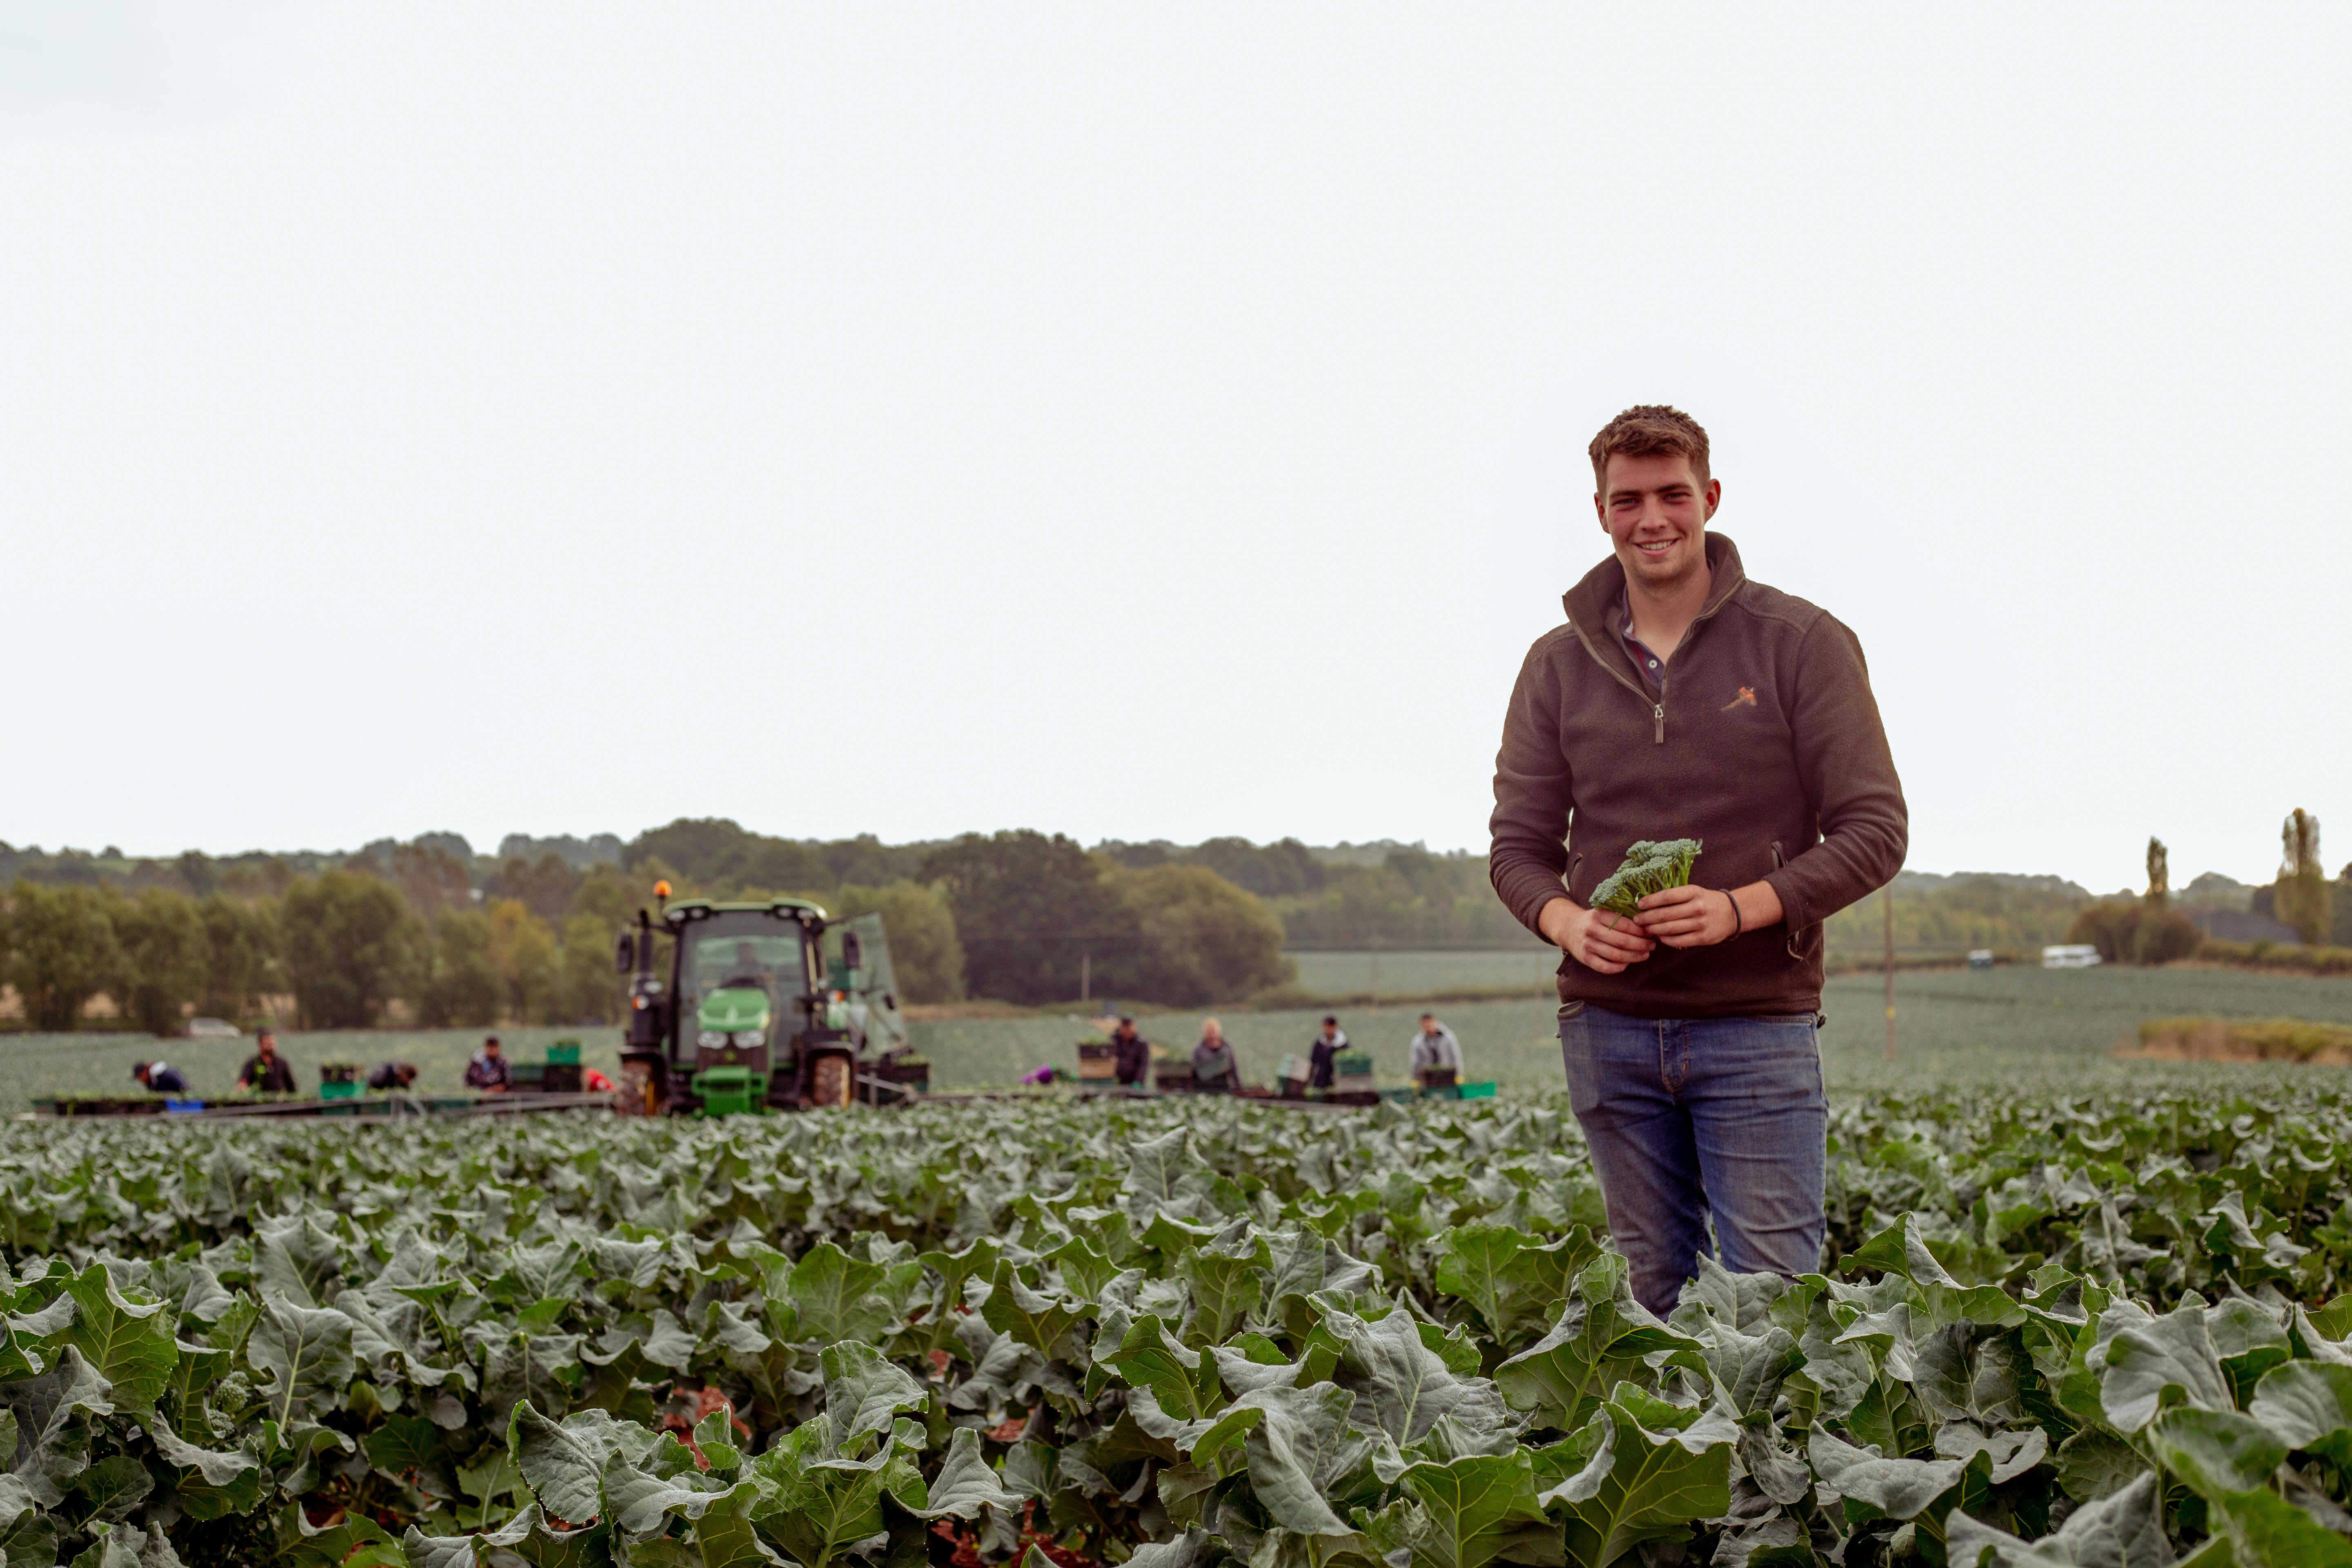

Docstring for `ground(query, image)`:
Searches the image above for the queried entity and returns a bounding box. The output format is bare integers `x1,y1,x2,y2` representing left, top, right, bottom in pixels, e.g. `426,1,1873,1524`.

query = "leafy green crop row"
4,1088,2352,1568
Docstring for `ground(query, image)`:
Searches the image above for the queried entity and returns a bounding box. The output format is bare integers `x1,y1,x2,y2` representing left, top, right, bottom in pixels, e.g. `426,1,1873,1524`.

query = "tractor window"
694,935,797,988
671,916,820,1049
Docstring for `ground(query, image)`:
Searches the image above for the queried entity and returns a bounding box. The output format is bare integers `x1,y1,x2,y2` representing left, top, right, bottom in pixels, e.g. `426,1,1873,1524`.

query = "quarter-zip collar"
1561,534,1747,743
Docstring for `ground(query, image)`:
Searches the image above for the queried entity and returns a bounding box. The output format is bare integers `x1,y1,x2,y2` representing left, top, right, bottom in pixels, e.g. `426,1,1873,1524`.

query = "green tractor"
614,885,909,1115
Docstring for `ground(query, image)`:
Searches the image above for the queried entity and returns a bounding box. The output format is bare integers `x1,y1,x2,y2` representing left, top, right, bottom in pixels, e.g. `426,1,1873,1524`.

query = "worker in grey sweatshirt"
1409,1014,1462,1087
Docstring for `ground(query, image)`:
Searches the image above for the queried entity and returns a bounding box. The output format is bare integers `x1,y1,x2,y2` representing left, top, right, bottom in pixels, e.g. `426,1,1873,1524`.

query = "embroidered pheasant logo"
1721,687,1757,712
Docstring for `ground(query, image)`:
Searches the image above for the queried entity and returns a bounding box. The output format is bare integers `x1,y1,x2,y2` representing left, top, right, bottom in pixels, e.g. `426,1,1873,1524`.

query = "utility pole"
1882,886,1896,1061
1080,953,1090,1005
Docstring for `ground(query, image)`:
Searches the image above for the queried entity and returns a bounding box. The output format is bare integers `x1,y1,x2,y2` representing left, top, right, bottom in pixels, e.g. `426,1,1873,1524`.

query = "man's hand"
1538,897,1655,974
1634,882,1785,948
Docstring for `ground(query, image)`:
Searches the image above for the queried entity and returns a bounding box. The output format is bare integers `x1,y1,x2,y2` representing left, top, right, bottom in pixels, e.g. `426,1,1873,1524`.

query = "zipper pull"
1653,703,1665,743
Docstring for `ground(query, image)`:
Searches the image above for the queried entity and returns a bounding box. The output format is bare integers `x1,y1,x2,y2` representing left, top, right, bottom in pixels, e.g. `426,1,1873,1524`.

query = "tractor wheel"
810,1054,852,1109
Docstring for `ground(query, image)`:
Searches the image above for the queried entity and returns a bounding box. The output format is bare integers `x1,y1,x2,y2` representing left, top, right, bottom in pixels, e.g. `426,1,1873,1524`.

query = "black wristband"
1725,888,1743,937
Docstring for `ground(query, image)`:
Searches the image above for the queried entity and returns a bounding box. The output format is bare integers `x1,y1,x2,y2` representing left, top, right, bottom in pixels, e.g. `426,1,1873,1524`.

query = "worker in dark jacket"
464,1036,512,1092
236,1030,297,1094
132,1061,190,1094
367,1061,419,1091
1307,1018,1348,1090
1110,1017,1152,1088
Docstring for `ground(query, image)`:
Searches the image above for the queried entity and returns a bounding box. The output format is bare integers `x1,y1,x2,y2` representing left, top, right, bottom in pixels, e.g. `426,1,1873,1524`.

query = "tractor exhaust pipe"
623,906,666,1052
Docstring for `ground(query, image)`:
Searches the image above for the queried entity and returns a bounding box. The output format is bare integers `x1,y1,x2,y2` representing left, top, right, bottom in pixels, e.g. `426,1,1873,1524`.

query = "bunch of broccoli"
1589,838,1704,918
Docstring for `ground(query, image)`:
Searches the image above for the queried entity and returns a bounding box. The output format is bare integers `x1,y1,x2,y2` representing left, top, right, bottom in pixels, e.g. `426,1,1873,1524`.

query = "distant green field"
1284,947,1557,998
1045,964,2352,1096
10,962,2352,1109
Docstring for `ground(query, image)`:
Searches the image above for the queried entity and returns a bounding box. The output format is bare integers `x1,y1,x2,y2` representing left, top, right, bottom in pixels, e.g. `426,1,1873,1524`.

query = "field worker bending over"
1191,1019,1239,1094
1489,405,1906,1317
132,1061,189,1094
1409,1014,1462,1088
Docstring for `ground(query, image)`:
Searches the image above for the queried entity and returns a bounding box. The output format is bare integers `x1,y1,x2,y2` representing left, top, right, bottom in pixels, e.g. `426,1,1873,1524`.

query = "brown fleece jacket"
1489,534,1907,1018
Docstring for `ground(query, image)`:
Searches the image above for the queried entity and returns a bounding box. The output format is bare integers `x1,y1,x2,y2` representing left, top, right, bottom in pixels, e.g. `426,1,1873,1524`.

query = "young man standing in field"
1489,405,1906,1316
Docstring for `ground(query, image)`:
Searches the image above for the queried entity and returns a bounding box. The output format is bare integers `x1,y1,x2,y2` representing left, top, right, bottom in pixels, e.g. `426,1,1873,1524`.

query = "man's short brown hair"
1589,405,1710,491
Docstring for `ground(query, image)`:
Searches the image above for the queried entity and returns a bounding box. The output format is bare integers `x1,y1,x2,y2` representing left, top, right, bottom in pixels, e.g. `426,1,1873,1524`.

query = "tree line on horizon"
1819,813,2352,964
0,821,1521,1032
8,812,2349,1034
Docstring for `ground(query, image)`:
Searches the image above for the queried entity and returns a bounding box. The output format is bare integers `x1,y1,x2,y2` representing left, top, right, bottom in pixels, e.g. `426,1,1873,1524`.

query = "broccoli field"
10,1085,2352,1568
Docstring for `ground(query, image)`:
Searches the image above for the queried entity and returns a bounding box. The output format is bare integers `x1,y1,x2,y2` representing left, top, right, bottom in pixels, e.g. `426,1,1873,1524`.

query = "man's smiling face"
1595,450,1719,592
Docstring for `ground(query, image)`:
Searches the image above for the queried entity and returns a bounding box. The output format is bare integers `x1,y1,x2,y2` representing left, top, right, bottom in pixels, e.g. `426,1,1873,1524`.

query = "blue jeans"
1559,1002,1827,1318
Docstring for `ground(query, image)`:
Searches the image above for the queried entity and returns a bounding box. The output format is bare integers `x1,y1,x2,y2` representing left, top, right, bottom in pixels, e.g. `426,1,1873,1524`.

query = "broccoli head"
1588,838,1704,918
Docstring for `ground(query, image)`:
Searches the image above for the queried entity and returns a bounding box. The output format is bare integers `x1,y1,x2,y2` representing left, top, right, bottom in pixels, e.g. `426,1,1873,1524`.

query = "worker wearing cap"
132,1061,190,1094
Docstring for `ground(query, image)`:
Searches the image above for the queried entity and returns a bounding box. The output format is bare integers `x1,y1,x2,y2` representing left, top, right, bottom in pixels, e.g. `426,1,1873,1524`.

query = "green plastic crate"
546,1040,581,1065
1459,1081,1497,1099
319,1080,359,1101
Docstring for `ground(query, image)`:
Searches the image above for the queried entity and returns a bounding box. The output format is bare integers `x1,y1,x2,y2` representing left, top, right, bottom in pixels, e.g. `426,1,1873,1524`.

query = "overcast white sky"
5,4,2347,892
